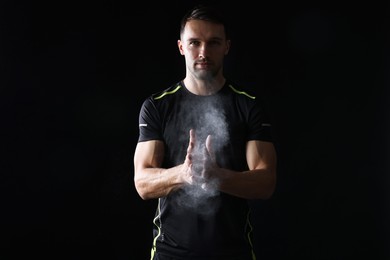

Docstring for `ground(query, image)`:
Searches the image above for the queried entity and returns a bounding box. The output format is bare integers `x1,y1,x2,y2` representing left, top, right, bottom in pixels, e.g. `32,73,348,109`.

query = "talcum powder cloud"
174,95,228,214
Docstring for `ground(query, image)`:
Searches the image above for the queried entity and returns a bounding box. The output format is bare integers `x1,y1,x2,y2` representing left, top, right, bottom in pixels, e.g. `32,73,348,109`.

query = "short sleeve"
137,97,163,142
247,99,274,142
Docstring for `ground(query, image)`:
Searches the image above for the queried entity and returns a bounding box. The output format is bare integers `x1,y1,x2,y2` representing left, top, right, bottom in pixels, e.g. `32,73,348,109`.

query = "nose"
198,44,207,59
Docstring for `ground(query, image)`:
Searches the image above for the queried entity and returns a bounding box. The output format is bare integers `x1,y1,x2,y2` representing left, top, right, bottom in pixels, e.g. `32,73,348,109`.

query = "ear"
177,39,185,55
224,39,231,55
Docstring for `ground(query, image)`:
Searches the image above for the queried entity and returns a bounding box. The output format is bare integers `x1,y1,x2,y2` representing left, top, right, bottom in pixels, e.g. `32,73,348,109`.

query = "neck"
183,76,226,96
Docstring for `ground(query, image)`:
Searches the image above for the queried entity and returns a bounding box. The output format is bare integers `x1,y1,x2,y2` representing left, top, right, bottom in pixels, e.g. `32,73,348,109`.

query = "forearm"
215,168,276,200
134,164,185,200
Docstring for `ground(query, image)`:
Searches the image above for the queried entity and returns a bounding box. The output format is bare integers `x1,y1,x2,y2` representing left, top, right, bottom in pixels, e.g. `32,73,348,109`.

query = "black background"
1,0,389,259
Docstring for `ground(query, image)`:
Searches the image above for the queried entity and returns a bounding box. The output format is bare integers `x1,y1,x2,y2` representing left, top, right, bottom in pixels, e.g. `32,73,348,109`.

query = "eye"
189,41,200,46
209,40,221,46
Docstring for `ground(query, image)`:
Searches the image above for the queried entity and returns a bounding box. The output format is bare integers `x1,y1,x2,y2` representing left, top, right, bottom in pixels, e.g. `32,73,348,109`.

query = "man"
134,4,277,260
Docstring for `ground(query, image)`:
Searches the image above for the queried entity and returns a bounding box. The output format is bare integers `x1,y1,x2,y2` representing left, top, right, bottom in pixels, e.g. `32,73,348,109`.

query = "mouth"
196,62,212,69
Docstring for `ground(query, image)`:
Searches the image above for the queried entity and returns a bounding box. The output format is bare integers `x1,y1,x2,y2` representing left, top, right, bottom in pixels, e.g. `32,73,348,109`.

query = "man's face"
178,19,230,80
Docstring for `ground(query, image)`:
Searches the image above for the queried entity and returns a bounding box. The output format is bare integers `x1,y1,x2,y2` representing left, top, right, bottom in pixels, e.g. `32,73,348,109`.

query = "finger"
187,129,195,154
205,135,216,162
190,129,196,145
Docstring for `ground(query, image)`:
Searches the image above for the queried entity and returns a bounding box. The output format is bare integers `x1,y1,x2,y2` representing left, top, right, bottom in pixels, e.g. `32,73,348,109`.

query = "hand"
200,134,218,182
181,129,197,185
182,129,219,188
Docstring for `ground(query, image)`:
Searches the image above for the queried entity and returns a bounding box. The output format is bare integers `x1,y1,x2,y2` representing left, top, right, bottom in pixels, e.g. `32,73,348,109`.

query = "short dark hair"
179,4,230,40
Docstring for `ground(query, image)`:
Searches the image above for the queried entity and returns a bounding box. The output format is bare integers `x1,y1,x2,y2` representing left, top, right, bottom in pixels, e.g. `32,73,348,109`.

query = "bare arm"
134,141,181,200
202,138,277,200
133,130,197,200
134,130,277,201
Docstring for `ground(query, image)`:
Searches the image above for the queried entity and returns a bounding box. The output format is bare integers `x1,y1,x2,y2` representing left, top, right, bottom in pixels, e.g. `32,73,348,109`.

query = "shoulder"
223,81,268,115
141,82,184,110
150,82,184,101
225,81,257,101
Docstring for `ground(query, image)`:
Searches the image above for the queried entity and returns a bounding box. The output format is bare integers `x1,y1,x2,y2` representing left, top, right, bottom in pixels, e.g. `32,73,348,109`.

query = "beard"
195,70,216,81
192,63,221,81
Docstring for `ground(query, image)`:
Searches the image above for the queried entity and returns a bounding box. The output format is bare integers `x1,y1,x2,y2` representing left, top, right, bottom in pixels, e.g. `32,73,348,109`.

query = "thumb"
205,135,216,162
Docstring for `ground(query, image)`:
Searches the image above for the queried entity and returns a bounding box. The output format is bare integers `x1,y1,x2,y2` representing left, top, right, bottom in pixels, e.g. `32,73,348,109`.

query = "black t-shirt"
137,80,273,259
